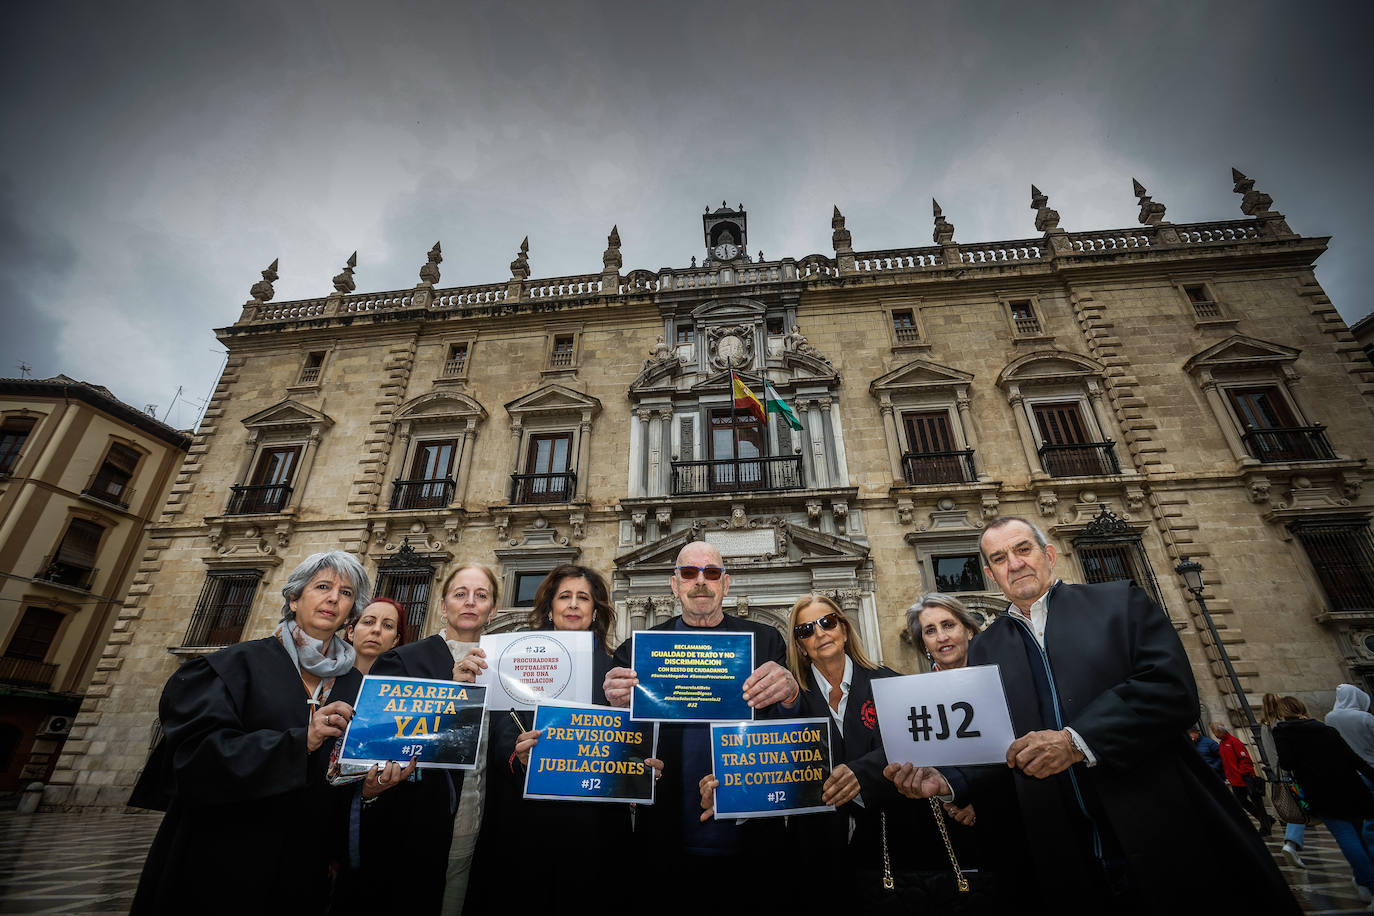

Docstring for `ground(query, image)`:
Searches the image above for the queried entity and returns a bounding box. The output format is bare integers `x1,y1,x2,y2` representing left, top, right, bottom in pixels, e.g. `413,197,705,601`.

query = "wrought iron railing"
902,450,977,486
1039,441,1121,478
1241,426,1337,464
390,477,456,510
671,455,804,494
82,470,134,508
35,555,97,590
226,483,293,515
510,472,576,504
0,656,58,689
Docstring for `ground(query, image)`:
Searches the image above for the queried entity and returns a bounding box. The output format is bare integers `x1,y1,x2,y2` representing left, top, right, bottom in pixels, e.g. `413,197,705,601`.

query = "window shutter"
679,415,695,461
773,414,792,456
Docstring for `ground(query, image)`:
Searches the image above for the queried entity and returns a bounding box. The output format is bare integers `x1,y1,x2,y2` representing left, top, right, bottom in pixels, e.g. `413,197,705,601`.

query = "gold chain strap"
929,798,971,893
880,811,894,889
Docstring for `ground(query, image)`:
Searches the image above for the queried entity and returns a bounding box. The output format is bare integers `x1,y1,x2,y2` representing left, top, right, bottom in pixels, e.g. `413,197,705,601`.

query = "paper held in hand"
476,630,594,711
871,666,1017,768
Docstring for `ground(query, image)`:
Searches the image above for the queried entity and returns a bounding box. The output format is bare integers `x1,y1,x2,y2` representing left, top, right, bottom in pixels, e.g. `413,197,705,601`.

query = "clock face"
713,242,739,260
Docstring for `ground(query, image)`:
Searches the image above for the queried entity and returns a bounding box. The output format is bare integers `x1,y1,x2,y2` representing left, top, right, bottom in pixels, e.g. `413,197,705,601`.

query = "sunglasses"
676,565,725,581
793,612,843,640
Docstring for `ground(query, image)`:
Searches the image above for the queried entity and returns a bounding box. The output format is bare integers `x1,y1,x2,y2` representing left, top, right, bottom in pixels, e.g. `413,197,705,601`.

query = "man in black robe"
885,515,1301,914
602,540,798,914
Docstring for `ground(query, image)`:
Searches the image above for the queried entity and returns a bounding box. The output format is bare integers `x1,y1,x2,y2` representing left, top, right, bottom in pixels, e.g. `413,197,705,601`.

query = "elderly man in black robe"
885,515,1300,914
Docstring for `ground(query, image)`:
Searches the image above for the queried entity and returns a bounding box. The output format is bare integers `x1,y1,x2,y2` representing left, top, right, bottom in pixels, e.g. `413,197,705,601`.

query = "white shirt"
810,655,854,737
1005,581,1097,767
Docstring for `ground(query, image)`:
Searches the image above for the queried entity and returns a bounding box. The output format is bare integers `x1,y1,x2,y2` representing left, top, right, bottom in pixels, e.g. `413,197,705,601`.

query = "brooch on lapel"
860,700,877,730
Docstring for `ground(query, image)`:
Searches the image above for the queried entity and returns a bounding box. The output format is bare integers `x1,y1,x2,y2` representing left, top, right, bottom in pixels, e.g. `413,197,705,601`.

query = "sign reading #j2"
631,631,753,722
523,703,658,804
340,675,487,770
871,666,1017,768
709,718,833,819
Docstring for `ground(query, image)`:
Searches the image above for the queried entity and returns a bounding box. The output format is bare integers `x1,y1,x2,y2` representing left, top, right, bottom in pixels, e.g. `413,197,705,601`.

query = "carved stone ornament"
1037,490,1059,518
708,325,754,370
1030,185,1060,232
332,252,358,293
643,336,678,371
896,499,914,526
806,499,822,527
1081,504,1132,538
510,237,530,280
419,242,442,285
1133,179,1167,226
249,258,278,303
932,199,955,245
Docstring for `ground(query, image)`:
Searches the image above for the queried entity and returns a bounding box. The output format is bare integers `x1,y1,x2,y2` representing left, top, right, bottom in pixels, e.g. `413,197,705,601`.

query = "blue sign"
523,704,658,804
340,675,487,770
710,718,833,819
630,630,754,722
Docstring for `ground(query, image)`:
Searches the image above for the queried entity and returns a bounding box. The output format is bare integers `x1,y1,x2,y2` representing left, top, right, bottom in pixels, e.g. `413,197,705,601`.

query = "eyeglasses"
793,612,843,640
676,565,725,581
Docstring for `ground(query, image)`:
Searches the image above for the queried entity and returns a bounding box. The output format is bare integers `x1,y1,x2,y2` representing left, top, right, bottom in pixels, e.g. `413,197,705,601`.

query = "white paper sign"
871,666,1017,768
476,630,594,711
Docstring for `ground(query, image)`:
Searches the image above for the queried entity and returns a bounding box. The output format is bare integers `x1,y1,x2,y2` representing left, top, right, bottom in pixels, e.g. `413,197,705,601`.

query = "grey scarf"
275,619,356,692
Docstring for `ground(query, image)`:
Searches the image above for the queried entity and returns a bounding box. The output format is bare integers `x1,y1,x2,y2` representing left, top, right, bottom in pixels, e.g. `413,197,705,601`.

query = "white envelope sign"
871,665,1017,768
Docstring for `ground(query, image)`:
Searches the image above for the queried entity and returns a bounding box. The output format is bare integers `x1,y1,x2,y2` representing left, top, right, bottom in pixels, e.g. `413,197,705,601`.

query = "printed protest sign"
630,631,753,722
709,718,832,818
476,630,594,711
523,703,658,804
871,666,1017,768
340,675,487,770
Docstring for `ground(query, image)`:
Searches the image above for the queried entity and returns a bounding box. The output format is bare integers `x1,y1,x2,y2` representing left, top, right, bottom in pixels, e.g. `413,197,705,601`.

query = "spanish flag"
731,372,766,424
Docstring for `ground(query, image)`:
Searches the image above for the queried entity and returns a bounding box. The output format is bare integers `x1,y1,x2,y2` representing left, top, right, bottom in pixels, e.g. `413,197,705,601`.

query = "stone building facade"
0,376,190,792
45,171,1374,809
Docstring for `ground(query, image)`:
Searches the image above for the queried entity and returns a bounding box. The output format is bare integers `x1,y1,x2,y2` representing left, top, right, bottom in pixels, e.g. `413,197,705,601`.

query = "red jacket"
1217,732,1257,786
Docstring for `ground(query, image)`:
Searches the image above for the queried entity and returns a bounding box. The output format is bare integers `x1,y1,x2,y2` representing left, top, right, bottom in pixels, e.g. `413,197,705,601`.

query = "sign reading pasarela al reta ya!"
340,675,487,770
630,630,753,722
523,703,658,804
710,718,833,818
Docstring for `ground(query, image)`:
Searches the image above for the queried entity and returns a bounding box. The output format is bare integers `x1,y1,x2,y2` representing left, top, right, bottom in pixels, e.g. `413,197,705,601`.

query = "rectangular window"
711,408,764,489
1033,402,1117,477
765,316,784,335
1225,386,1333,462
1184,284,1222,319
513,572,548,608
376,567,434,636
184,571,263,647
443,344,468,378
6,608,63,661
1226,386,1298,430
676,324,695,345
1073,526,1168,614
42,519,103,588
0,417,35,475
230,445,300,514
891,309,920,344
514,433,572,503
932,554,985,593
298,351,326,385
549,335,575,368
86,442,141,507
1009,299,1042,336
901,411,973,485
1034,402,1090,445
1290,519,1374,613
393,439,458,510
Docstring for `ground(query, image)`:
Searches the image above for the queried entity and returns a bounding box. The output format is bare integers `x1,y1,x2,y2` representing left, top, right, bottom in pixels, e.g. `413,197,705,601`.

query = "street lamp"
1175,556,1270,773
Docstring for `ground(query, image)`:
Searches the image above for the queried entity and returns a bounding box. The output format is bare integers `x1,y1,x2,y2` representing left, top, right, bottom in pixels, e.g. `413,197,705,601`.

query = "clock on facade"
713,242,740,261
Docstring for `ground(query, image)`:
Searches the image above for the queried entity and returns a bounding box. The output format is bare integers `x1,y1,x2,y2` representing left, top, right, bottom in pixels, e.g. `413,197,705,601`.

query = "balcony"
36,556,97,590
0,656,58,690
226,483,293,515
902,449,977,486
893,324,921,345
510,472,576,505
1013,315,1043,336
81,471,134,509
1242,426,1337,464
441,355,467,377
297,366,321,385
390,477,456,510
1039,441,1120,478
672,455,804,495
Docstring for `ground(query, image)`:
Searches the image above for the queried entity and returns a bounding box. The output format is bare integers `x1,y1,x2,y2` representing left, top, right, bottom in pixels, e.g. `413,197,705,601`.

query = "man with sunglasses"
883,516,1300,914
603,541,798,910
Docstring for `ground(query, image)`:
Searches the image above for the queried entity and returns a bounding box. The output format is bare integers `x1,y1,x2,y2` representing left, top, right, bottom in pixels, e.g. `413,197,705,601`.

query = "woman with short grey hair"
131,550,409,913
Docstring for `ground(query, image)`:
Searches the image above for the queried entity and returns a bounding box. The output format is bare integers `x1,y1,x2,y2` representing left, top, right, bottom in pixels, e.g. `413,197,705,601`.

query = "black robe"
951,581,1299,915
131,636,361,915
339,634,466,915
1273,716,1374,820
463,639,627,909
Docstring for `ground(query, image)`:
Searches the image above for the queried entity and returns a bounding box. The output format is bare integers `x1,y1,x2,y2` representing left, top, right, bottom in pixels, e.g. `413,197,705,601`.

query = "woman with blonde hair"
1262,692,1307,868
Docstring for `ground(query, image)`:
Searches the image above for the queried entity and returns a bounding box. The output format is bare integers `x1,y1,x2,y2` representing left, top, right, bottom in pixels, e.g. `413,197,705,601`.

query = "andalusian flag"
731,372,766,424
764,380,803,430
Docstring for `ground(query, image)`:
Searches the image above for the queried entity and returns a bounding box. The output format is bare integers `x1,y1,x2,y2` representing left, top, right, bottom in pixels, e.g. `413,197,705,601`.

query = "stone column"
807,400,829,488
1086,381,1123,446
1199,375,1252,464
289,428,324,512
453,421,476,504
1008,392,1044,476
628,410,647,498
658,410,674,495
955,392,987,480
508,422,524,502
1282,368,1320,427
575,413,594,499
644,408,663,499
879,399,905,484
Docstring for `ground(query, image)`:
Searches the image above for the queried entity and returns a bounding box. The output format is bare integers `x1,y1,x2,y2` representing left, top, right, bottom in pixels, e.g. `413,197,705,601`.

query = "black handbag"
862,802,999,915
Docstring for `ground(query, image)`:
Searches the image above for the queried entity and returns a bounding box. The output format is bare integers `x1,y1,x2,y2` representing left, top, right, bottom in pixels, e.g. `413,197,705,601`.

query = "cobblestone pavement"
0,810,1370,913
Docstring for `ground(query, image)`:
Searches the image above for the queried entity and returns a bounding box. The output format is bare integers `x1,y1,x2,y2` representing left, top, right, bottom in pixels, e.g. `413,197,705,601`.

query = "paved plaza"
0,809,1371,913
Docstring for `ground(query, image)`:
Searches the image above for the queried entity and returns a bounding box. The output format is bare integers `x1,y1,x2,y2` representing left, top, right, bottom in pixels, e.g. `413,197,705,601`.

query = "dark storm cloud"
2,0,1371,425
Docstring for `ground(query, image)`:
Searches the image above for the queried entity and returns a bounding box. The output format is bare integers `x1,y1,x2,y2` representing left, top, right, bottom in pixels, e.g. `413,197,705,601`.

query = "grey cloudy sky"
3,0,1371,430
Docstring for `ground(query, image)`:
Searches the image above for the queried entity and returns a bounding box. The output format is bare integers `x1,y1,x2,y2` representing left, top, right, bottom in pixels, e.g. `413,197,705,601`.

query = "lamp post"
1175,556,1270,773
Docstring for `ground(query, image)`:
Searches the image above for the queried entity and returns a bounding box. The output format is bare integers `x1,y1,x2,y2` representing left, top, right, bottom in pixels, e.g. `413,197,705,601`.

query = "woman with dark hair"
346,596,406,675
132,550,409,914
341,563,499,914
1273,695,1374,903
462,564,640,909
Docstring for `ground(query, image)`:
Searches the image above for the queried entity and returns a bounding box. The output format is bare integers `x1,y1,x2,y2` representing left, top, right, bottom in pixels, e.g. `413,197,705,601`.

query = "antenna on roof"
17,362,31,379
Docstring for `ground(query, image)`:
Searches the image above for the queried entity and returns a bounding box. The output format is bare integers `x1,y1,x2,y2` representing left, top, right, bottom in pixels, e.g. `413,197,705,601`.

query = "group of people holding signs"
130,515,1301,915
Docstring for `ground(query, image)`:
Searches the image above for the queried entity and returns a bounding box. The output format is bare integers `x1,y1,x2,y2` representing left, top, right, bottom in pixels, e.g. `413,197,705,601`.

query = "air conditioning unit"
37,715,73,738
